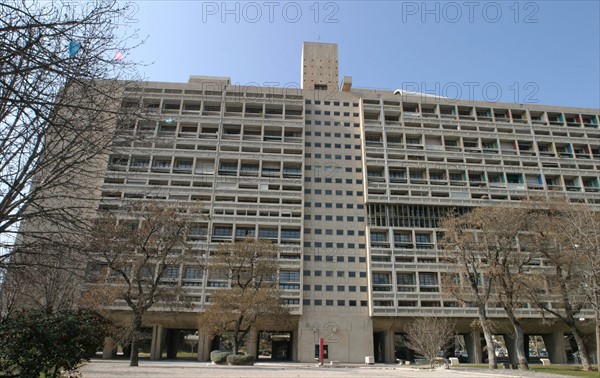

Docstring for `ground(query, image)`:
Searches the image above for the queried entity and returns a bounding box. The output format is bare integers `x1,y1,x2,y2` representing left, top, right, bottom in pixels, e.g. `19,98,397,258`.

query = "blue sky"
124,1,599,109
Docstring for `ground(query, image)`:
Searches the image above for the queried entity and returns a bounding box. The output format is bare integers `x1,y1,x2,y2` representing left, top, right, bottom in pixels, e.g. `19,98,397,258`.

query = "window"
258,228,278,239
280,271,300,282
371,232,387,242
394,232,412,243
372,272,390,285
236,227,255,237
415,233,431,243
281,229,300,239
397,273,416,292
184,266,203,280
213,226,232,237
419,272,439,292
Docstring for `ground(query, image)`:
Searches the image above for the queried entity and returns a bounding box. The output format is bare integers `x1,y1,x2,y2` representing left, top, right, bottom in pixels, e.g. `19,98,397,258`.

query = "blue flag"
69,41,81,57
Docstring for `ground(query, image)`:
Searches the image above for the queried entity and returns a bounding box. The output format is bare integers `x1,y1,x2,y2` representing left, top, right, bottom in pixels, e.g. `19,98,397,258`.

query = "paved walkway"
80,360,573,378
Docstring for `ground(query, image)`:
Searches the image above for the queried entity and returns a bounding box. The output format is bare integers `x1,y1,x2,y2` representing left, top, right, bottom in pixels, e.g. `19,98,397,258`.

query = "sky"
124,1,597,108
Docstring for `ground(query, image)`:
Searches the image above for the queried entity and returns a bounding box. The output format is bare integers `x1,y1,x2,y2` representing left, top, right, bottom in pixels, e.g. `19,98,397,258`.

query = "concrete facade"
75,42,599,363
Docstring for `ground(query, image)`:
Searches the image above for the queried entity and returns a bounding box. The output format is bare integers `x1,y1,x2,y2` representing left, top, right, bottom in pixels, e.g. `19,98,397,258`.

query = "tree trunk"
596,320,600,371
129,311,143,367
571,325,592,371
595,309,600,370
503,305,529,370
232,338,238,355
478,305,497,369
233,322,239,355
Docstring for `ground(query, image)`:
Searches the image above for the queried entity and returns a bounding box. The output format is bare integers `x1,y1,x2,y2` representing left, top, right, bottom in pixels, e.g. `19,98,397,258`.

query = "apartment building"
93,42,599,363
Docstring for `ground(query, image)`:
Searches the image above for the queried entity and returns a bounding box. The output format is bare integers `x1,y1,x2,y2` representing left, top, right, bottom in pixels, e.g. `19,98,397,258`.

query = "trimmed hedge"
210,350,232,364
226,354,255,366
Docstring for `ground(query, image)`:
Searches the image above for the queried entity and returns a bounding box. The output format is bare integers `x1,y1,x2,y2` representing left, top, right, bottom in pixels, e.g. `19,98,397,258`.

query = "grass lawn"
460,364,599,377
529,365,599,378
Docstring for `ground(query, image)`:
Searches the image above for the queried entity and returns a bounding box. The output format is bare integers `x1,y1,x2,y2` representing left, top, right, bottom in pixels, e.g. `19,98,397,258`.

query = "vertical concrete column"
542,332,567,364
196,328,212,361
102,336,116,359
150,324,165,360
384,330,396,363
246,327,259,358
291,331,298,362
504,334,518,365
465,331,482,363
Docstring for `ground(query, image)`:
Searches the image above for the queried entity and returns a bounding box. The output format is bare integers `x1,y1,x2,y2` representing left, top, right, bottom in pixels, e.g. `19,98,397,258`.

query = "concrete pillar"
465,331,482,363
150,324,165,360
292,331,298,362
504,334,518,365
102,336,116,359
196,328,212,361
384,330,396,363
542,332,567,364
246,327,259,358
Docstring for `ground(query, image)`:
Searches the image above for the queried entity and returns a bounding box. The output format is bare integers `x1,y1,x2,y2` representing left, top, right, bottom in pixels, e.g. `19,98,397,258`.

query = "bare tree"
526,199,597,371
199,239,288,355
0,0,143,267
1,247,83,314
440,212,498,369
404,316,455,368
184,333,199,353
441,206,539,370
84,202,190,367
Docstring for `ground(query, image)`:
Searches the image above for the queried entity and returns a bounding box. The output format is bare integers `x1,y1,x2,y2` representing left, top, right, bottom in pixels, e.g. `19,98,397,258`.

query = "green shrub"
0,309,108,378
226,354,255,366
210,350,232,364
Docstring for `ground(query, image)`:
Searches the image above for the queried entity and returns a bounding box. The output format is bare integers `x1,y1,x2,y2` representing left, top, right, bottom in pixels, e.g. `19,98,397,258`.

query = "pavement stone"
79,359,575,378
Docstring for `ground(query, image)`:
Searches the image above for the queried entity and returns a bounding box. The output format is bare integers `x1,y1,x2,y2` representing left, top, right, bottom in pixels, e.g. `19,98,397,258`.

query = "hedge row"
210,351,231,364
226,354,255,365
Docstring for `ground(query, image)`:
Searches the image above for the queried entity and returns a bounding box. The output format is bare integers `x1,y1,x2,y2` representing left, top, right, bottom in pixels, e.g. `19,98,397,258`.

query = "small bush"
0,309,108,378
226,354,255,366
210,350,232,364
